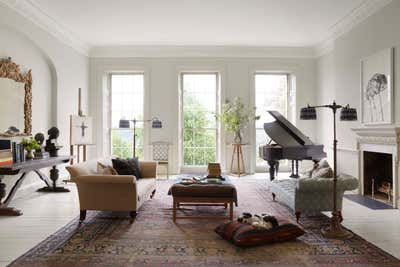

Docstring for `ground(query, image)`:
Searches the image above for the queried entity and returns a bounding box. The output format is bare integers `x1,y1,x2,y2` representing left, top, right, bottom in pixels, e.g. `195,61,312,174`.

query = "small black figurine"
45,127,62,157
34,133,49,159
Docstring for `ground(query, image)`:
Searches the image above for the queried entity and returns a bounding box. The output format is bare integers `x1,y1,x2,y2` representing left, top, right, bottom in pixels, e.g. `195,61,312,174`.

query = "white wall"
90,56,317,174
315,0,400,176
0,4,89,196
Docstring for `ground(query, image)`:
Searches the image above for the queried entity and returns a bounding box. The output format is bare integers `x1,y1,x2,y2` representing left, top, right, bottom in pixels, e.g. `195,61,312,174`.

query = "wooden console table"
0,156,70,216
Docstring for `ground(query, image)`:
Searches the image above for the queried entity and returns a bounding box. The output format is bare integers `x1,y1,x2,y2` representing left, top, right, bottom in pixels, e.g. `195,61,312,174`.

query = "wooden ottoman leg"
295,211,301,223
173,198,177,222
229,201,234,220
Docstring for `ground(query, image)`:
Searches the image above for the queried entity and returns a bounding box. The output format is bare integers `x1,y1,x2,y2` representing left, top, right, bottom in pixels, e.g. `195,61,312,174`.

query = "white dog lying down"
237,213,279,230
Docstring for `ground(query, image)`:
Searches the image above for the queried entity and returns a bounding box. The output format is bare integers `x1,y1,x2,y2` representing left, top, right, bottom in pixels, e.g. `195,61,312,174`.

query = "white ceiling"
32,0,367,48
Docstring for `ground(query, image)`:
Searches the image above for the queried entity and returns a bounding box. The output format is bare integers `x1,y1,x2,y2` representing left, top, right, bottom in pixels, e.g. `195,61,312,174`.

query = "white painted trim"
314,0,393,57
90,46,316,59
0,0,90,56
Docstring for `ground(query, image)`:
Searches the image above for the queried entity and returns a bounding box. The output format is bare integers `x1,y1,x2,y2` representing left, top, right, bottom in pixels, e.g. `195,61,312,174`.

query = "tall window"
181,73,219,166
111,73,144,158
255,74,288,165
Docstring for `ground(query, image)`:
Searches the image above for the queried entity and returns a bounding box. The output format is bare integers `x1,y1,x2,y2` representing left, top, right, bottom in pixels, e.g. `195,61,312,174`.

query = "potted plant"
216,97,260,144
21,137,41,160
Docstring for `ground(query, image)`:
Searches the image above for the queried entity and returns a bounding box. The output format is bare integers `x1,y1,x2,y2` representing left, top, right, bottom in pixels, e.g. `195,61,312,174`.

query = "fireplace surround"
352,127,400,208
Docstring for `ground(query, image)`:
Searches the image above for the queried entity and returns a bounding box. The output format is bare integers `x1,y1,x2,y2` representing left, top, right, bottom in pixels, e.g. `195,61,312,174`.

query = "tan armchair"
71,160,157,221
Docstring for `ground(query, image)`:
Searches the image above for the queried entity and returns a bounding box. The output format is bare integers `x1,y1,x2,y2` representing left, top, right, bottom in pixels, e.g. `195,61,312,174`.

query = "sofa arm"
139,161,157,178
73,175,136,184
297,175,359,192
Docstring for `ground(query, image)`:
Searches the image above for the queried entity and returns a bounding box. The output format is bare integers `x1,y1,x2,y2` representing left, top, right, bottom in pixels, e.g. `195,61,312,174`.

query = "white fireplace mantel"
352,127,400,208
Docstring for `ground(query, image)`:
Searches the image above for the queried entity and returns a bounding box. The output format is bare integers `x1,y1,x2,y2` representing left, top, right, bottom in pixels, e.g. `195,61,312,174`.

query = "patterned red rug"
10,179,400,267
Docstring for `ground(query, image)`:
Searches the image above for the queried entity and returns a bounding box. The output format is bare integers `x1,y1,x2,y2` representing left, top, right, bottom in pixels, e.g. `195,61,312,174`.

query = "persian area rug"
10,179,400,267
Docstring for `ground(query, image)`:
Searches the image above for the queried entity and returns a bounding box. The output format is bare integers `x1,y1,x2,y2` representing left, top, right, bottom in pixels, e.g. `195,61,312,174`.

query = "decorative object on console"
45,127,62,157
300,101,357,239
215,96,260,144
33,133,49,159
21,137,40,160
119,117,163,158
361,47,393,125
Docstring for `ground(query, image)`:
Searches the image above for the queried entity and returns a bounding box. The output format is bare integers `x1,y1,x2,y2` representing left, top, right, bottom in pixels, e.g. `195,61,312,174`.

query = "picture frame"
360,47,394,125
70,115,94,145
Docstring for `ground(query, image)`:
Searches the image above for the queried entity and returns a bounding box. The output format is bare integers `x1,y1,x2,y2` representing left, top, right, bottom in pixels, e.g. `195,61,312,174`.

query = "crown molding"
0,0,90,56
313,0,393,57
90,45,316,58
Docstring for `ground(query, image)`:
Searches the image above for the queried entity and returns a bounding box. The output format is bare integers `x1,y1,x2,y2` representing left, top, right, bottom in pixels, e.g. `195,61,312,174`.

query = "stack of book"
0,137,26,166
0,139,13,166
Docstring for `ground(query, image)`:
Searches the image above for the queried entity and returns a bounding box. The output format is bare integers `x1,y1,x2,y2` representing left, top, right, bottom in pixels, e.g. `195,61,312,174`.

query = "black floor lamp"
300,101,357,239
119,117,162,158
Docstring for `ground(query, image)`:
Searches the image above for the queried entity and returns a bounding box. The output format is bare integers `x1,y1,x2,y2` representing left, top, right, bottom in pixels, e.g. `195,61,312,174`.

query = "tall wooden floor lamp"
119,117,162,158
300,101,357,239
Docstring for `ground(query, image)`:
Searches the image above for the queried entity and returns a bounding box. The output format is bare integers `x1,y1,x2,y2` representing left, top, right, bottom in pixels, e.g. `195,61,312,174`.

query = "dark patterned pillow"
215,218,304,247
112,157,142,179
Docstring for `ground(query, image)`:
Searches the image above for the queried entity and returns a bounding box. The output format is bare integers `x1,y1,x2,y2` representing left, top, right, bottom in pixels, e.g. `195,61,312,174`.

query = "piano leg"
289,160,300,178
267,161,277,181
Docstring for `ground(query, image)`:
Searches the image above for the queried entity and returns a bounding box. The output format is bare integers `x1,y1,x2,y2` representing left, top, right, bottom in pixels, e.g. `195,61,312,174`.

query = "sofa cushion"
112,158,142,179
215,218,305,247
311,167,333,178
97,162,118,175
66,165,94,179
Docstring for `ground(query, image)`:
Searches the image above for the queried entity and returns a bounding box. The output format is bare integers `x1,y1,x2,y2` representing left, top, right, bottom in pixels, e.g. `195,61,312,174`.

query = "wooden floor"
0,174,400,266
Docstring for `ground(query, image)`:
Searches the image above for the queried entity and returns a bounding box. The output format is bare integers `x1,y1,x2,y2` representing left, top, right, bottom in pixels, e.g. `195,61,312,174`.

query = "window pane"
255,74,288,165
182,73,218,166
111,74,144,159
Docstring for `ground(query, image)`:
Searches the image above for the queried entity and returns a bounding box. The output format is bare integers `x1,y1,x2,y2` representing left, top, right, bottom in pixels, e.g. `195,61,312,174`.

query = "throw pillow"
66,165,92,179
112,157,141,179
215,218,305,247
311,166,333,178
97,162,118,175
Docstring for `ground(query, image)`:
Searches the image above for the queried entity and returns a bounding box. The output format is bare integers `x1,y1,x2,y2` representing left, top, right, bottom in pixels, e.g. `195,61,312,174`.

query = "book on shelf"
0,137,29,165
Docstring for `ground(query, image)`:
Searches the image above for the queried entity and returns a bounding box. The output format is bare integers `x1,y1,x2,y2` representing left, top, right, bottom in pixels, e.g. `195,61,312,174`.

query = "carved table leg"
0,175,23,216
37,166,70,192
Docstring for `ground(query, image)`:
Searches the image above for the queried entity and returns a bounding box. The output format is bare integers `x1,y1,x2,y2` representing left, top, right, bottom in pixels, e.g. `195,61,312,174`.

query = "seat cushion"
215,218,305,247
66,165,94,179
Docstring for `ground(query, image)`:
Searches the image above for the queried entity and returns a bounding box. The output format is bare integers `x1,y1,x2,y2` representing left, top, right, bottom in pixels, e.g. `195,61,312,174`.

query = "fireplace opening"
363,151,393,205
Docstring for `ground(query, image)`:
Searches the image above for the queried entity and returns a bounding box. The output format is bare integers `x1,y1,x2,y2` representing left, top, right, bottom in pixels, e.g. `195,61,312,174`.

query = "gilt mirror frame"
0,57,32,135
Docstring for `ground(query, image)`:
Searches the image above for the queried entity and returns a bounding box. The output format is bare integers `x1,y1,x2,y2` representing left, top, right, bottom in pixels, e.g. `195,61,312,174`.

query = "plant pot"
26,150,34,160
234,131,242,144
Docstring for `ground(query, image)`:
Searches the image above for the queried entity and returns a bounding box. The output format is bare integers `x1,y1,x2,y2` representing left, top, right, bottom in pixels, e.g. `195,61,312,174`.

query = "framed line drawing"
70,115,94,145
360,47,393,125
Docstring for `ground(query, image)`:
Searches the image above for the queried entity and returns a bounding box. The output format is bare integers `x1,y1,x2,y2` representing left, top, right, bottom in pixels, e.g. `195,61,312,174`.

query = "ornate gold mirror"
0,57,32,135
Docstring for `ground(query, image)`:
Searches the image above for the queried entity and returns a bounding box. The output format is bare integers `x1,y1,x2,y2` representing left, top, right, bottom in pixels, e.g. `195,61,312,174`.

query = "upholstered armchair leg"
80,210,86,221
272,192,276,201
130,211,137,219
295,211,301,223
150,189,156,199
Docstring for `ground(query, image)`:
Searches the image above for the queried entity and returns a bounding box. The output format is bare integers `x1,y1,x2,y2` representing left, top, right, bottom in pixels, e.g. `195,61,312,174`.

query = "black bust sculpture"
34,133,48,159
45,127,62,157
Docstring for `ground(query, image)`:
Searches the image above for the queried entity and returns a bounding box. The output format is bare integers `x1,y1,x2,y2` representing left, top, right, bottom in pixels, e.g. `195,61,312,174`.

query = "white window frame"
179,71,221,172
251,72,294,173
108,72,148,159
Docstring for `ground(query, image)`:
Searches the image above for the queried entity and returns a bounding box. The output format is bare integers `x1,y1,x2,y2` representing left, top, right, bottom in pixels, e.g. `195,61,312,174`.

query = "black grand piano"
259,110,326,180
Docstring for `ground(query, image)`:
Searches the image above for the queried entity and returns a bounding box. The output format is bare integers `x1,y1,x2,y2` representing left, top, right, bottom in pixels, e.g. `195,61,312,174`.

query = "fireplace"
363,151,393,205
352,127,400,208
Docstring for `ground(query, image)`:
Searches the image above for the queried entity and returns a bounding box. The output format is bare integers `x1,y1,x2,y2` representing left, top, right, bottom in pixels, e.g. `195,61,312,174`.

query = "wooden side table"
230,143,245,177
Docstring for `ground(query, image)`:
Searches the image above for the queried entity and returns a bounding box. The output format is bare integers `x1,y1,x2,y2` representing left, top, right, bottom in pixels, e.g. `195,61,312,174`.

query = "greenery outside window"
181,73,219,166
110,73,144,159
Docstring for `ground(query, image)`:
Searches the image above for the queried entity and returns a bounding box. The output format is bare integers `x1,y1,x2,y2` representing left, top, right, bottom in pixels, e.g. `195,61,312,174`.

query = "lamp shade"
340,107,357,121
119,119,130,128
152,119,162,128
300,106,317,120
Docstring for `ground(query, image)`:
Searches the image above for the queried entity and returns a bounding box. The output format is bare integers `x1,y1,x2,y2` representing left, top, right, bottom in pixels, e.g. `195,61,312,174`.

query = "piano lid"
264,110,314,146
